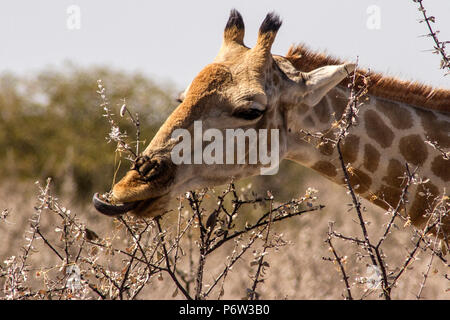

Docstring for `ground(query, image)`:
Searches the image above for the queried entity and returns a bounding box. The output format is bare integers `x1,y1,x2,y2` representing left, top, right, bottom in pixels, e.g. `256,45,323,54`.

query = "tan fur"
224,26,244,45
286,45,450,112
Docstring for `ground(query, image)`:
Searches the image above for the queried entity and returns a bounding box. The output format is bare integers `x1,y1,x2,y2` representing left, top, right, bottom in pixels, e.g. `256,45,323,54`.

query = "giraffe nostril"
131,155,164,182
139,160,157,177
132,156,149,170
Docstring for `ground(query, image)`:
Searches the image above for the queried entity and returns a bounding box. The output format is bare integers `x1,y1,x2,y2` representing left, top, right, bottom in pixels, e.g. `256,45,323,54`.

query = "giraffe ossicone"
93,9,449,241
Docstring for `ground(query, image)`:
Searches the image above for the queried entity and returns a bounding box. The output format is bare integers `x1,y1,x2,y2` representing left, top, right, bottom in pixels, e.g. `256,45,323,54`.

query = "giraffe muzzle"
92,154,176,217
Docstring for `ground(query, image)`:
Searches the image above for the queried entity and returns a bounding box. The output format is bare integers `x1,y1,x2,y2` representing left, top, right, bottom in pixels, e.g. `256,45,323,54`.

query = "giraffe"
93,10,449,239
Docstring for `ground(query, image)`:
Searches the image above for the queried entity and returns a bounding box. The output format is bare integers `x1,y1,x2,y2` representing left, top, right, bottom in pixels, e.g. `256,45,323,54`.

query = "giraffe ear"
303,63,355,106
176,82,191,103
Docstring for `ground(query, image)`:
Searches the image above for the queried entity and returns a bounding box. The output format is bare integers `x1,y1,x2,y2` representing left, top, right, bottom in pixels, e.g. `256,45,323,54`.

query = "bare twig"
413,0,450,74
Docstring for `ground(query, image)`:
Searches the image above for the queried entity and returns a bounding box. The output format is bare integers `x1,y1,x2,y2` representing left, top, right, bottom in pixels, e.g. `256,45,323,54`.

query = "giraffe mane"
286,44,450,113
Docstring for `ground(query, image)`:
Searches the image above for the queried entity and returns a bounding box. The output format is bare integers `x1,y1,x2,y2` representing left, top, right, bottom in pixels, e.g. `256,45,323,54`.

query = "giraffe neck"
284,86,449,229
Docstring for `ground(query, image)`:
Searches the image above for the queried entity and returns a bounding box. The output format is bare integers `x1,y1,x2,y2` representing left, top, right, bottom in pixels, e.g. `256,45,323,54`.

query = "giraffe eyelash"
231,107,265,120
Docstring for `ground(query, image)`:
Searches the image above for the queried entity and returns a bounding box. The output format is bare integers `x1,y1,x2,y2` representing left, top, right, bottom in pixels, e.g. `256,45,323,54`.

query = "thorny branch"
0,175,321,300
324,223,353,300
413,0,450,74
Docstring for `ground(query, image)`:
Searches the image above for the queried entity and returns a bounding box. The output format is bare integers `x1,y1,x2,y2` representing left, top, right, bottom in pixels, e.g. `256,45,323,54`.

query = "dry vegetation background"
0,66,448,300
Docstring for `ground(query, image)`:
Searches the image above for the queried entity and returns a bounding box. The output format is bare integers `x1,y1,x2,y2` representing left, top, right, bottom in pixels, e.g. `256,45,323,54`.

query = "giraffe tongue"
92,193,139,216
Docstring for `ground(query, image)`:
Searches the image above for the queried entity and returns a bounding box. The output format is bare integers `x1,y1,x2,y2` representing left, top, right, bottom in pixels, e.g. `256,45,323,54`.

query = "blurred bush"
0,64,178,201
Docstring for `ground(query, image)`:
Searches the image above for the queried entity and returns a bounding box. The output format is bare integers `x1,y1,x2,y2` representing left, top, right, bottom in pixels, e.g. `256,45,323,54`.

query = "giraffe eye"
232,100,266,120
232,107,264,120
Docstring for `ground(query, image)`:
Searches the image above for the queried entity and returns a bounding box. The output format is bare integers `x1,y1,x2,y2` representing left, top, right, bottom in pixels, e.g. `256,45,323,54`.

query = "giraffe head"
93,10,355,217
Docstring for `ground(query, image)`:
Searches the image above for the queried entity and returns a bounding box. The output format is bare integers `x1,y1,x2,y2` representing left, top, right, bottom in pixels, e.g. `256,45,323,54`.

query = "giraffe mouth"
92,193,140,216
92,193,163,216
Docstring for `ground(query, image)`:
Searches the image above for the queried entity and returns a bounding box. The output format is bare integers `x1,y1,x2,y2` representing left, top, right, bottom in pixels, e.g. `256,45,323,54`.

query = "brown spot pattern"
376,99,413,129
409,181,439,226
382,158,405,188
318,131,335,156
399,134,428,166
346,168,372,194
364,110,394,148
318,142,334,156
330,89,348,120
415,108,450,148
363,144,380,173
341,134,360,164
313,98,330,123
431,156,450,182
311,161,337,177
373,185,403,211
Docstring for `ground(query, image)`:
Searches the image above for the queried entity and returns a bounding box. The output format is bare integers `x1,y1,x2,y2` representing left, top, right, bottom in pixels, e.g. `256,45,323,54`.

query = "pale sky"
1,0,449,89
